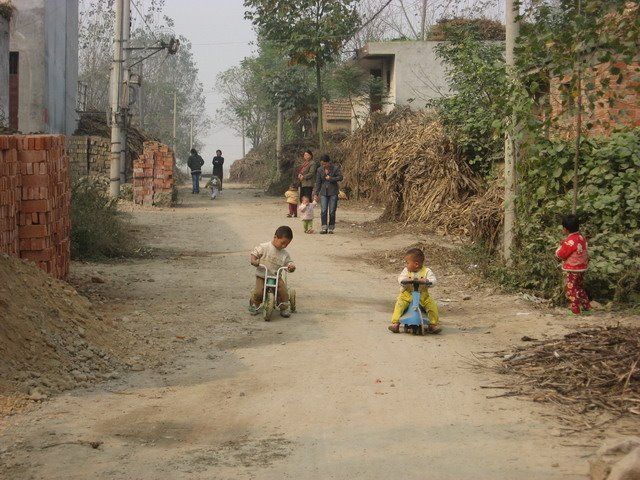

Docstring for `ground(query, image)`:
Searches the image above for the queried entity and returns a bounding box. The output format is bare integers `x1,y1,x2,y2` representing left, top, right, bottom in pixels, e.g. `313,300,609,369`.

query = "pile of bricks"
0,136,21,256
66,135,111,179
0,135,71,280
133,141,175,206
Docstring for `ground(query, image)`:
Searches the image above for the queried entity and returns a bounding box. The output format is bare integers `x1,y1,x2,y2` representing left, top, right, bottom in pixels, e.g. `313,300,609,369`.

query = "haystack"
340,107,496,239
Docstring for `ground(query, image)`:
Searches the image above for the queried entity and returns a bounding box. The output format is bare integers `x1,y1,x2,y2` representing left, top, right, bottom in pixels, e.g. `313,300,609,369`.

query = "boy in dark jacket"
187,149,205,194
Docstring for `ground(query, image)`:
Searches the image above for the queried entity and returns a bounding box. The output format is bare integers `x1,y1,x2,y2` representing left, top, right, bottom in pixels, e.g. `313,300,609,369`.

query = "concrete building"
7,0,78,135
353,41,449,129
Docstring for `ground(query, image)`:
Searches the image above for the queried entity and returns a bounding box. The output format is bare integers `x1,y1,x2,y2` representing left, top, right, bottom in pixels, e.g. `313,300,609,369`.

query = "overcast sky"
163,0,257,169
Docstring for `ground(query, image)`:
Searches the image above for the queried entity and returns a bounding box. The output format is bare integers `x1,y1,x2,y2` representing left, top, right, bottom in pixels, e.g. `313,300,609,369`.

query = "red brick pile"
133,141,175,206
0,135,71,280
0,137,21,256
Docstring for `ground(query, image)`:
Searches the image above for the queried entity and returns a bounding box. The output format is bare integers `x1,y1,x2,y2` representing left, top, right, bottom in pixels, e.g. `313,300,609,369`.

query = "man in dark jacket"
313,154,343,234
212,149,224,191
187,148,205,194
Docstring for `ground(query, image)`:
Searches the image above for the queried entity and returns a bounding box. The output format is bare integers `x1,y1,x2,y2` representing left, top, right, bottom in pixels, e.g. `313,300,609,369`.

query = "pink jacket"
297,201,317,220
555,232,589,272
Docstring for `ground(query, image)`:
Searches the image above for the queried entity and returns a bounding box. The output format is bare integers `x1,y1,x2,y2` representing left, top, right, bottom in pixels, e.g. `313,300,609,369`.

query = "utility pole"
503,0,520,264
172,91,177,154
109,0,124,198
119,0,130,185
420,0,428,40
138,63,144,130
241,117,246,158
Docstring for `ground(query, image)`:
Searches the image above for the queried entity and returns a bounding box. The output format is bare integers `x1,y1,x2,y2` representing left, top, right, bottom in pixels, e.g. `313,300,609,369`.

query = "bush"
513,129,640,303
71,177,137,259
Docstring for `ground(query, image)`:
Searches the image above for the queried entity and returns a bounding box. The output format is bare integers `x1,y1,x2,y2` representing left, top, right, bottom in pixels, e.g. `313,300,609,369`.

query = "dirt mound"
0,254,127,410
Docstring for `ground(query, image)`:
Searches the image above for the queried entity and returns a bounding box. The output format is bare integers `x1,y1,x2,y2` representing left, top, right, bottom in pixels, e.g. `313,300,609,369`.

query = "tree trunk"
315,61,324,149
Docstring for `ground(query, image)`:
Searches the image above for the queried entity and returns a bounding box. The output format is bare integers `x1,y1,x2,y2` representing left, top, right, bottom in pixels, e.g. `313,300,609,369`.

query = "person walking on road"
212,149,225,191
297,149,316,202
314,154,343,234
187,148,205,194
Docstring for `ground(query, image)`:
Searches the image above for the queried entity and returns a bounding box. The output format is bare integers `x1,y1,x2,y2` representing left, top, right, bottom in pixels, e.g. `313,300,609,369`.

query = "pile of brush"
339,107,502,245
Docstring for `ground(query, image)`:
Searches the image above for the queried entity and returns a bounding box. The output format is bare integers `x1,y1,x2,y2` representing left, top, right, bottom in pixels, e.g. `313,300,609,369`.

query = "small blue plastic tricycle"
255,265,296,321
399,278,434,335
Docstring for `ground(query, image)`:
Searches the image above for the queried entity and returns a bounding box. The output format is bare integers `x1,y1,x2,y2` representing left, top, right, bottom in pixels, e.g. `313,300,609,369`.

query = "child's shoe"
280,307,292,318
427,324,442,334
388,323,400,333
286,214,292,218
248,304,259,316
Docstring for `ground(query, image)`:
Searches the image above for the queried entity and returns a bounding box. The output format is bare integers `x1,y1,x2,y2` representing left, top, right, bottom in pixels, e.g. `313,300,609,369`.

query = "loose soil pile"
338,108,503,246
0,254,128,411
491,325,640,428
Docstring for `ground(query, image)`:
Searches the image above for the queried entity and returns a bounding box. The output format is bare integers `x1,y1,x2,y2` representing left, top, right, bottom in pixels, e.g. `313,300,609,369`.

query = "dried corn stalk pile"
340,107,493,238
494,325,640,422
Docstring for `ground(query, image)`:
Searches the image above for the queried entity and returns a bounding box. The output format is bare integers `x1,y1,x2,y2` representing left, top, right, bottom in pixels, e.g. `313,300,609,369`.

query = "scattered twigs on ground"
481,325,640,427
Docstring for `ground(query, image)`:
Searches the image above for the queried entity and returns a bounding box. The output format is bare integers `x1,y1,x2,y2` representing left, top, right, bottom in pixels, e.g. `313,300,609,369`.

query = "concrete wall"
364,41,450,108
9,0,78,135
0,16,8,126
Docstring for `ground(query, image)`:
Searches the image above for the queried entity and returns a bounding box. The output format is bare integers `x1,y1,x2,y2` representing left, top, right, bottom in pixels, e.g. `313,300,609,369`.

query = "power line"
130,0,160,44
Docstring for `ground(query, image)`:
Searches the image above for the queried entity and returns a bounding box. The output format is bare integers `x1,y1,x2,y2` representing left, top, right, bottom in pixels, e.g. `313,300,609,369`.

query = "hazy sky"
163,0,257,168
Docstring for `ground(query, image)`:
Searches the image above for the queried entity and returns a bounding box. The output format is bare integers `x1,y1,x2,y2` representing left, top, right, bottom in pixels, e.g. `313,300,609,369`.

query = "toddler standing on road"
555,214,591,315
249,226,296,318
297,196,317,234
285,185,299,217
388,248,441,334
210,176,220,200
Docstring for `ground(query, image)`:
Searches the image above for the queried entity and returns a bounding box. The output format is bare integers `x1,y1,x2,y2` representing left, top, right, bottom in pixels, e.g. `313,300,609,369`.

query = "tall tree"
244,0,360,148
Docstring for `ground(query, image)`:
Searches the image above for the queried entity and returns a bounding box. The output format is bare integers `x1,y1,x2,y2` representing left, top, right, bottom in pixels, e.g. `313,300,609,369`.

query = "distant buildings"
1,0,78,135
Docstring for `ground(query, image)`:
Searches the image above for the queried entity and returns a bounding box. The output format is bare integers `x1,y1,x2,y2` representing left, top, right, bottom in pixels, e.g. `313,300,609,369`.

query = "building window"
9,52,19,130
370,68,382,112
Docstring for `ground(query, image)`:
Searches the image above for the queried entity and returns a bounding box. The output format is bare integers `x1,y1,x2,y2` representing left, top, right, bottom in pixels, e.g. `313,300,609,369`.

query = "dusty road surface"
1,185,599,479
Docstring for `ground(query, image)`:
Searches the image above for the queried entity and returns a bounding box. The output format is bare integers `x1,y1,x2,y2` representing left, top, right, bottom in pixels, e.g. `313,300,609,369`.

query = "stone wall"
0,134,70,279
66,135,110,179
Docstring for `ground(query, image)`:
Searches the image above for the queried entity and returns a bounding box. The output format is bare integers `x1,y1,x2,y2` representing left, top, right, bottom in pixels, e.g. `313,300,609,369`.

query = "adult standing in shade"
313,154,343,234
212,149,224,190
187,148,205,194
297,149,316,202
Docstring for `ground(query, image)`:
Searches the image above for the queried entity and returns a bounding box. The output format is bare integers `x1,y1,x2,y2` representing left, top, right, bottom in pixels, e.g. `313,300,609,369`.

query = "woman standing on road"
297,150,316,202
313,154,343,234
212,149,224,190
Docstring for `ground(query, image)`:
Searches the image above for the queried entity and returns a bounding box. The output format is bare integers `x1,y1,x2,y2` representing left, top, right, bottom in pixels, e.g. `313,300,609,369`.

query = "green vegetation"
71,177,137,259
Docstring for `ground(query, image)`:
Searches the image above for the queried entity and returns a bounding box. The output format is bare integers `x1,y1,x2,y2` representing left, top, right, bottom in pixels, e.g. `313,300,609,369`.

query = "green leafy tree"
244,0,360,148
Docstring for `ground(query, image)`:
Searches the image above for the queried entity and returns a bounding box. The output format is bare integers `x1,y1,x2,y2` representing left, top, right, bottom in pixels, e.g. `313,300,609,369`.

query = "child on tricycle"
249,226,296,320
388,247,441,334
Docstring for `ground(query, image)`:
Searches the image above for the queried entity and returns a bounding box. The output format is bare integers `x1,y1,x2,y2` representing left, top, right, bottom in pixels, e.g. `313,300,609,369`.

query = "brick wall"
66,135,111,179
550,60,640,136
133,141,174,207
0,135,71,280
0,136,20,256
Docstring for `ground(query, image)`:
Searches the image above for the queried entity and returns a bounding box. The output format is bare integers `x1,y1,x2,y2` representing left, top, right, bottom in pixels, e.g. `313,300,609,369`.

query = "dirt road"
1,185,595,479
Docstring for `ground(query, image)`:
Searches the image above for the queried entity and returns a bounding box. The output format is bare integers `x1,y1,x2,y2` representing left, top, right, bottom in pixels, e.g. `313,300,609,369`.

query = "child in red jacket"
555,214,591,315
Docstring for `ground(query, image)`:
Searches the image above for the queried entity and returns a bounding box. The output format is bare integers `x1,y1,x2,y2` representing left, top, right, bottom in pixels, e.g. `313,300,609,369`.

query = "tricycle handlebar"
400,279,432,287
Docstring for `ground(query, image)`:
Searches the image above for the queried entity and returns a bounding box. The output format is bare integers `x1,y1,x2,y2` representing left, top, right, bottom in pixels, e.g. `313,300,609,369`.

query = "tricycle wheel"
289,289,296,313
263,292,275,322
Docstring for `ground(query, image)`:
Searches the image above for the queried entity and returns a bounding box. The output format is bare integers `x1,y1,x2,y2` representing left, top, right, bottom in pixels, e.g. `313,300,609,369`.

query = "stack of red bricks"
0,135,71,280
0,136,21,256
133,141,174,206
